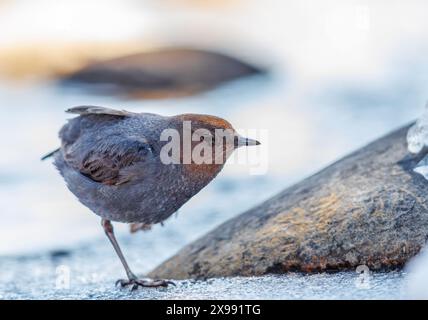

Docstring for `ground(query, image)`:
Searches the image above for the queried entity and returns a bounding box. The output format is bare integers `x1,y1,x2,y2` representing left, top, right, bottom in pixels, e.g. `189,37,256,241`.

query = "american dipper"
43,105,260,289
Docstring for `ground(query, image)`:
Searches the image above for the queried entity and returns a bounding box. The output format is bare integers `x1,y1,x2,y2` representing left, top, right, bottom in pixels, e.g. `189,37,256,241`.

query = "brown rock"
149,124,428,279
62,47,265,99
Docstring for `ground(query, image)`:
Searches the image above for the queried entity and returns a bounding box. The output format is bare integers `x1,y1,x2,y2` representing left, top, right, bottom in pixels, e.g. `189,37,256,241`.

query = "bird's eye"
201,135,214,145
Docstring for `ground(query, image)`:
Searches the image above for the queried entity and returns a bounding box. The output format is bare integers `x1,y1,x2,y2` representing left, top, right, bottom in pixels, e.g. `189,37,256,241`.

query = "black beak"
235,136,261,147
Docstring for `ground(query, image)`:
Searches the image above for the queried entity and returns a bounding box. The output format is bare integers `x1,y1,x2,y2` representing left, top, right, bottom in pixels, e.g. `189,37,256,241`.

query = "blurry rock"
61,47,265,98
150,124,428,279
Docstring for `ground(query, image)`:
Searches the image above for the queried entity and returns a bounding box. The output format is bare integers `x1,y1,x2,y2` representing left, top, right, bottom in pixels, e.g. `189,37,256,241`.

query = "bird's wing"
63,134,153,186
44,106,129,160
65,105,135,117
60,106,152,186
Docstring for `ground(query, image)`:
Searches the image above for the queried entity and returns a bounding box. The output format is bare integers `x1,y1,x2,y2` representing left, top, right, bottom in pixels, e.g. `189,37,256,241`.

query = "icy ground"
0,241,408,300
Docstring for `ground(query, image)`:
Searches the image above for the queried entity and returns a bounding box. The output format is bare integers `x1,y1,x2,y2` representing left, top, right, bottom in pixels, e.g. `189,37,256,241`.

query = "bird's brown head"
167,113,260,170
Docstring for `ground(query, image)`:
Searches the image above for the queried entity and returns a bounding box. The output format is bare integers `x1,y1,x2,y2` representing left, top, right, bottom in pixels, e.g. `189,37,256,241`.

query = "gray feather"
66,105,133,117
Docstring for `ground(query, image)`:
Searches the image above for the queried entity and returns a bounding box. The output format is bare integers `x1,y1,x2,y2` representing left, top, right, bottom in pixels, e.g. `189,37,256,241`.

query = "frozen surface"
407,103,428,154
0,244,407,300
407,104,428,180
413,155,428,180
405,248,428,299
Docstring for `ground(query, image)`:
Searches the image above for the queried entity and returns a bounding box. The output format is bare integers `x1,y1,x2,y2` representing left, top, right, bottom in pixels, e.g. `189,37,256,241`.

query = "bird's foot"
116,278,176,290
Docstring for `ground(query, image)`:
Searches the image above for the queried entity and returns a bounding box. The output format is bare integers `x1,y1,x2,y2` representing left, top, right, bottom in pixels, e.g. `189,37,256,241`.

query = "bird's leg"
101,219,175,290
101,219,138,280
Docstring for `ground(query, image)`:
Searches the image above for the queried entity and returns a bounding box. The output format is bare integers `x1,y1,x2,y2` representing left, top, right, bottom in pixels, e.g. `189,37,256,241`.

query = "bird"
43,105,260,290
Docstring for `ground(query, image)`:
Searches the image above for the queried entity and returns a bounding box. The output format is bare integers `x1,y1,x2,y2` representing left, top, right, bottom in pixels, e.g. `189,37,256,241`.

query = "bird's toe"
115,278,175,290
115,279,131,287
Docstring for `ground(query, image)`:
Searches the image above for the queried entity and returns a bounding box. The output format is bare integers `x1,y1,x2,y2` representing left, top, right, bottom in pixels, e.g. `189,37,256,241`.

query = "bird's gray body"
54,106,224,224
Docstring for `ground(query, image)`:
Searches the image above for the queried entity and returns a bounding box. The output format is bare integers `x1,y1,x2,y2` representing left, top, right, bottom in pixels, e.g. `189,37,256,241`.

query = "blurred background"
1,0,428,276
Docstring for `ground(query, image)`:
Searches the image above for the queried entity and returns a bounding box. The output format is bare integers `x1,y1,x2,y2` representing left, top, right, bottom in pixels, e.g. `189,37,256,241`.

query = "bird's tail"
41,148,60,161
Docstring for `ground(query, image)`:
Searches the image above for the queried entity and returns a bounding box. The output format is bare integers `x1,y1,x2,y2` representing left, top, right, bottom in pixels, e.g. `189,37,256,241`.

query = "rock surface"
150,124,428,279
62,47,264,98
